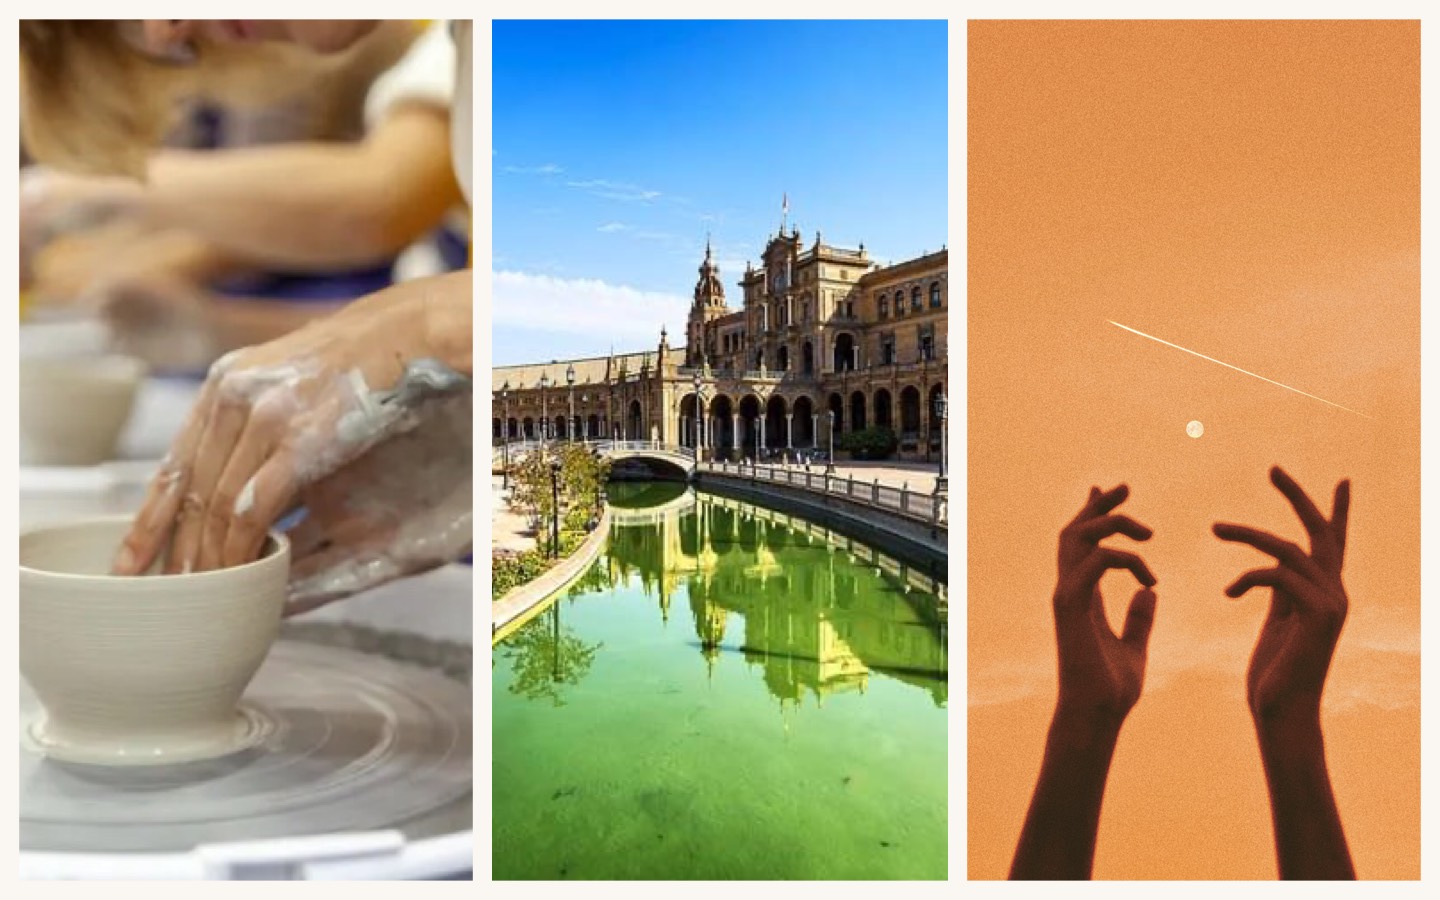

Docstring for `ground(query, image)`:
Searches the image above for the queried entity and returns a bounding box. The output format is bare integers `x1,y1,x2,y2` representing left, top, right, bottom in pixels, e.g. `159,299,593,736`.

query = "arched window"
929,281,942,308
879,295,889,318
911,286,922,311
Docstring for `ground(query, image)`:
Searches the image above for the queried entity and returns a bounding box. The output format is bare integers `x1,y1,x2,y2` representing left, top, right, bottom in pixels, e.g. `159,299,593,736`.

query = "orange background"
968,21,1419,879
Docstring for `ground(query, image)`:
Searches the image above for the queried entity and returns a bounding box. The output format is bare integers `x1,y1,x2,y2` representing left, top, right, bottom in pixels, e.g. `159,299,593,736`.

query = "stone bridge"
494,439,696,476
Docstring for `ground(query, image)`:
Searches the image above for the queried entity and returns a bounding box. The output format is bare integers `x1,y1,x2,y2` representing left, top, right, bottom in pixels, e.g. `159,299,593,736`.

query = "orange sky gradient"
968,21,1419,880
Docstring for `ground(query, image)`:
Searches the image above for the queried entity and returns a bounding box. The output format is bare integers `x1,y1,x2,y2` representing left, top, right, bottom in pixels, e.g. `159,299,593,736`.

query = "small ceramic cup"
19,517,290,766
20,354,147,467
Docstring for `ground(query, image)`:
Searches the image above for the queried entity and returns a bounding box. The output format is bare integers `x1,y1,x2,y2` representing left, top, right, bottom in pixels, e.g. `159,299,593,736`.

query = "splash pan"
20,639,472,854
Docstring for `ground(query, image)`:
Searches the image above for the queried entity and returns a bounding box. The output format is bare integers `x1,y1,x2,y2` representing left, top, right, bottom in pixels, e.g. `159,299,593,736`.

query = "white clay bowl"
20,355,147,467
19,517,289,766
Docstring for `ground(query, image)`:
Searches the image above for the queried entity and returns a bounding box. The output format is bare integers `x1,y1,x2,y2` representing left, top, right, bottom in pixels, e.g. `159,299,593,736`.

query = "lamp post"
934,391,948,494
566,363,576,444
692,370,703,463
549,456,562,558
501,381,511,489
825,409,835,475
539,372,551,447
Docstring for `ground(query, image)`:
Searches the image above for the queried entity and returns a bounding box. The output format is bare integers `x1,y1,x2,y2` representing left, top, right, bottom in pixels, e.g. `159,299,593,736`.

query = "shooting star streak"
1107,320,1371,419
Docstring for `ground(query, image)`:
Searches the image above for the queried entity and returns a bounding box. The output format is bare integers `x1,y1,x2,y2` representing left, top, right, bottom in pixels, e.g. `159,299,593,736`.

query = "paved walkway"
491,475,536,553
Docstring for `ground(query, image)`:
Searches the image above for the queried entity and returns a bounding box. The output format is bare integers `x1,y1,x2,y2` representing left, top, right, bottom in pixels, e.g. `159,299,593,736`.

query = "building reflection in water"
562,483,948,711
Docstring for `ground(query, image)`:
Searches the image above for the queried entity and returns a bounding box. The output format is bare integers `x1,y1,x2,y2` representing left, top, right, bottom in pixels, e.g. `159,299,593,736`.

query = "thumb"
1120,587,1157,651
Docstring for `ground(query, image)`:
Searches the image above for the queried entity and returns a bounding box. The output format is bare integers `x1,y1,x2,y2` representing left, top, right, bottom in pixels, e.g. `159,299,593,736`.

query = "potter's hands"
113,282,471,577
1053,484,1158,723
1213,466,1350,723
20,167,137,289
283,392,473,616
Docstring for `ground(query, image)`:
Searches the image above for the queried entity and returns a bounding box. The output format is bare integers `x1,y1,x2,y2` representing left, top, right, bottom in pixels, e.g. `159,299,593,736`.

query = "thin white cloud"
566,179,662,202
491,271,690,345
502,163,564,175
597,222,631,233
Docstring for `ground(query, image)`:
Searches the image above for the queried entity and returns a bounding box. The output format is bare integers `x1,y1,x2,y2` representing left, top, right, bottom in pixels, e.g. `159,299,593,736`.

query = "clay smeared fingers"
1077,514,1153,544
1212,523,1324,582
198,416,280,571
219,450,300,570
112,384,218,574
166,399,250,573
113,463,188,575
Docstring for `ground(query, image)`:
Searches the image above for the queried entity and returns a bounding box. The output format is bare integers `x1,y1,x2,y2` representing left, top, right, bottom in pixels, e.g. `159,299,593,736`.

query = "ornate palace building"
492,221,948,462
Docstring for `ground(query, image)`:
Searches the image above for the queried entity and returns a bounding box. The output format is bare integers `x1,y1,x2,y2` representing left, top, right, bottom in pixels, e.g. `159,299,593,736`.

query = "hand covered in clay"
283,391,472,616
114,280,472,579
20,167,136,289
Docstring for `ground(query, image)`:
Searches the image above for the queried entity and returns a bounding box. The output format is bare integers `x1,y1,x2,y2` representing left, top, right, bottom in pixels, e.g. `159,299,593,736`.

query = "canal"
491,481,948,880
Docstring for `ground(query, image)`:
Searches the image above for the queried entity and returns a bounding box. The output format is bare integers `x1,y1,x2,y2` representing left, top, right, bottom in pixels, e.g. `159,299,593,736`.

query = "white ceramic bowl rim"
20,516,290,582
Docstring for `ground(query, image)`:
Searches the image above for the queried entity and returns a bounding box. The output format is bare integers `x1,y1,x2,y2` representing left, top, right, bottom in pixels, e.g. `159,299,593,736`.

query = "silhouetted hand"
1053,484,1158,723
1213,466,1349,724
1010,483,1156,880
1213,466,1355,880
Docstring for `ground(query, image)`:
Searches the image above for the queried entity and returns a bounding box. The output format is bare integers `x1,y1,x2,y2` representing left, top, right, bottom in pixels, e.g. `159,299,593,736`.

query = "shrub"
839,426,898,460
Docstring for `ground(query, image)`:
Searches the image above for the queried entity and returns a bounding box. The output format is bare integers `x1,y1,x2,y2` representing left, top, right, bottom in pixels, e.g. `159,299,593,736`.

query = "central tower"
685,236,728,366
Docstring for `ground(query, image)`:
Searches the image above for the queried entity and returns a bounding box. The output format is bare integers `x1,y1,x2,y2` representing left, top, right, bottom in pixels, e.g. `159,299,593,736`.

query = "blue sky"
492,20,949,366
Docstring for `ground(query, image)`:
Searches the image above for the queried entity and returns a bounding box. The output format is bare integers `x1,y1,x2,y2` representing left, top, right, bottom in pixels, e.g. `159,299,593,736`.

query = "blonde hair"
19,21,416,177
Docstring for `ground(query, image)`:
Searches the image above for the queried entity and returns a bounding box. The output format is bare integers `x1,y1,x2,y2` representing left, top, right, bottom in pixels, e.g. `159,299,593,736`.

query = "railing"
699,460,947,527
593,440,695,460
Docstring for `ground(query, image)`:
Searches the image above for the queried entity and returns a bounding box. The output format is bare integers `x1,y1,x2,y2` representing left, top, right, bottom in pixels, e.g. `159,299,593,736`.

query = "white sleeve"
363,22,456,128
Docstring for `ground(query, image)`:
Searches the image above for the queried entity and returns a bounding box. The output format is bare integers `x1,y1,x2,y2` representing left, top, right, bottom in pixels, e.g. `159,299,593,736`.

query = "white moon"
1186,420,1204,439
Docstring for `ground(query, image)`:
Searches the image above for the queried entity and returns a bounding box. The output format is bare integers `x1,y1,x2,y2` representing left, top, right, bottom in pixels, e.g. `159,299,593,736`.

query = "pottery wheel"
19,640,472,853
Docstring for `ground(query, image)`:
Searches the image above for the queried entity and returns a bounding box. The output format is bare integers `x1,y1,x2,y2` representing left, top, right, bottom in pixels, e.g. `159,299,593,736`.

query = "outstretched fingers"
1212,523,1324,582
1331,479,1351,565
1270,466,1333,559
1224,565,1312,600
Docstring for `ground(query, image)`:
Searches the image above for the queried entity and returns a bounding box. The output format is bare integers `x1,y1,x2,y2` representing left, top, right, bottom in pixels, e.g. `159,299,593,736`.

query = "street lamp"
566,363,576,445
501,380,511,489
539,372,551,447
692,370,703,463
825,409,835,475
934,391,948,494
549,456,562,558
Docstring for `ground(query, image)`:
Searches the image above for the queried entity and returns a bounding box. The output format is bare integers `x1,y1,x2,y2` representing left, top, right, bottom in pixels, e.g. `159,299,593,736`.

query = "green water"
492,482,948,880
